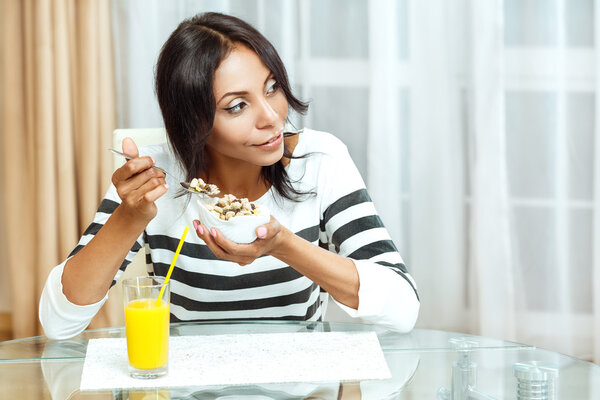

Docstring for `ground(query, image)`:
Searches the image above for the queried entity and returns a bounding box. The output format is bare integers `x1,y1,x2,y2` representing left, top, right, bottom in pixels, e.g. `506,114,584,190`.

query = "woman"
39,12,419,340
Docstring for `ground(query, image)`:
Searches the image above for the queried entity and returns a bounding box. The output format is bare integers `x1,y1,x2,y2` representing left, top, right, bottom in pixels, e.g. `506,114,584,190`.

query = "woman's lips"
254,133,283,149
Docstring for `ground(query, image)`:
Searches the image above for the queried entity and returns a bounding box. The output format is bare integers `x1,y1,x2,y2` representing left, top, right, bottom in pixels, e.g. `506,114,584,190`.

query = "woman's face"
207,44,289,167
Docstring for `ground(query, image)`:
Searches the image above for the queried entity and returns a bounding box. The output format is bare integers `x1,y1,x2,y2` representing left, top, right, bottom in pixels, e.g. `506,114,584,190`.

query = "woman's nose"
256,98,279,128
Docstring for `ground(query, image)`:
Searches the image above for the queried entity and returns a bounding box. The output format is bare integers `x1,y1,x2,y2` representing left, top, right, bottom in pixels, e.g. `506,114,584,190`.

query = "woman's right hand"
111,137,169,222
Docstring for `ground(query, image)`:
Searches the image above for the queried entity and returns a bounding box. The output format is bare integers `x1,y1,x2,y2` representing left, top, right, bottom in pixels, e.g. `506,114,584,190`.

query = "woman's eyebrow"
218,90,247,104
217,73,274,104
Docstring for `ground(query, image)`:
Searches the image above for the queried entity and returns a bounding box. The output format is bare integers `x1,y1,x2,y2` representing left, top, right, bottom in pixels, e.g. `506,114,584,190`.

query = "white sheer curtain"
111,0,600,362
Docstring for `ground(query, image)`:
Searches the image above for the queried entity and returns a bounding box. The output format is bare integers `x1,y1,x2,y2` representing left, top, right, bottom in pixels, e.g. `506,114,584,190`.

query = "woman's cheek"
272,95,288,120
213,115,251,146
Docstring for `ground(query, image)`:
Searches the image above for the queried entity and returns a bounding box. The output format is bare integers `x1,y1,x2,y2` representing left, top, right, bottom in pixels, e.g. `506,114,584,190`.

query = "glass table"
0,321,598,399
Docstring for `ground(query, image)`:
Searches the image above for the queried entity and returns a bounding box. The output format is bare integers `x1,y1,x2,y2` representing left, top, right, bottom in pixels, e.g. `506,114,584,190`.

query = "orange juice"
125,299,169,370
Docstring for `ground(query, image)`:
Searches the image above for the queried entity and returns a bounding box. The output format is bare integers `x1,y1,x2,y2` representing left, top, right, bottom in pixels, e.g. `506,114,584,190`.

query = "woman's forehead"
213,45,271,97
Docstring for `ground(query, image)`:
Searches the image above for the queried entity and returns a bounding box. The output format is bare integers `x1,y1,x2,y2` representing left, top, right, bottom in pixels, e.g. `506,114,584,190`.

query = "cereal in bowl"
205,194,260,221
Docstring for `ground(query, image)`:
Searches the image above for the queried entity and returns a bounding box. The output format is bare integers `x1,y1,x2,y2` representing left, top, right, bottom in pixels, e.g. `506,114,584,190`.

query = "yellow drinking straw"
156,225,189,305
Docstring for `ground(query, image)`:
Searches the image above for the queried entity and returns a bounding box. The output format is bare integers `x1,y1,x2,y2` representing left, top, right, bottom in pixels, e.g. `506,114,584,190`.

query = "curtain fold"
0,0,116,338
367,0,402,243
409,0,466,333
594,0,600,365
467,0,516,342
1,0,37,339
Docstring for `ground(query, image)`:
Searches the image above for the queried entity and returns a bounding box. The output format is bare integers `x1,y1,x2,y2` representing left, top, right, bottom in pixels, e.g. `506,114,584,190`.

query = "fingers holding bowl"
193,221,256,265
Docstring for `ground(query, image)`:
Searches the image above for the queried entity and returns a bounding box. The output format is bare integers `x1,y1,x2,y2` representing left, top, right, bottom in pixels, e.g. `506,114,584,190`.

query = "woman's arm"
39,139,168,339
195,211,419,331
39,197,150,339
60,205,149,304
61,138,168,305
270,227,359,309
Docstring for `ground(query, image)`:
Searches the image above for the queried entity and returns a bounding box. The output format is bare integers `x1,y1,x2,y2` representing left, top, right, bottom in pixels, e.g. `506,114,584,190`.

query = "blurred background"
1,0,599,364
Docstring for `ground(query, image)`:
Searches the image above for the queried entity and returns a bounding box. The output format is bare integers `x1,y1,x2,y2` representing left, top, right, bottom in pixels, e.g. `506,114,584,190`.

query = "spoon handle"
109,148,168,175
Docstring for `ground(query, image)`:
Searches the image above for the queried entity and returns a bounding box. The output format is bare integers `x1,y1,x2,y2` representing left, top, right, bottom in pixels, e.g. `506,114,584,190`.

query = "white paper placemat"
80,331,391,390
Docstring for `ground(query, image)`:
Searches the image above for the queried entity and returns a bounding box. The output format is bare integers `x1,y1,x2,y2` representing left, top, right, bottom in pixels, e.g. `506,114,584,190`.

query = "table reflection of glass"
0,321,598,399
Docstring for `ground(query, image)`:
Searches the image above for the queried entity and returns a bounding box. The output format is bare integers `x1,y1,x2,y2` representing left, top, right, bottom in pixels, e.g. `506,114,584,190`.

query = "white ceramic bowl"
196,198,270,244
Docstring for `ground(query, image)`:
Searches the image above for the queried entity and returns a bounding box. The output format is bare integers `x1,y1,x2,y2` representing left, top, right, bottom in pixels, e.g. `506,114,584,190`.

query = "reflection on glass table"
0,321,598,399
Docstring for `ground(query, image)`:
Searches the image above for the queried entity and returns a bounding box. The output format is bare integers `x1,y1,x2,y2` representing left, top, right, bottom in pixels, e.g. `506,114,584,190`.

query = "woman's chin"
257,146,285,166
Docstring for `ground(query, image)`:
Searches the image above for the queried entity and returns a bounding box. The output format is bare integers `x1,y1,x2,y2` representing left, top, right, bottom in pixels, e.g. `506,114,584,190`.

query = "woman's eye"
224,101,247,114
265,79,279,96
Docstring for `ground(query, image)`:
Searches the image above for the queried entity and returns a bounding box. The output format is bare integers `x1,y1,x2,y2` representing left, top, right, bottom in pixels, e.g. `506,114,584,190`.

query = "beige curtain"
0,0,116,338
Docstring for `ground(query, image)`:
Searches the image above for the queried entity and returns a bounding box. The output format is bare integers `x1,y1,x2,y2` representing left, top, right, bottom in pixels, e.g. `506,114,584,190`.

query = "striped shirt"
39,129,419,339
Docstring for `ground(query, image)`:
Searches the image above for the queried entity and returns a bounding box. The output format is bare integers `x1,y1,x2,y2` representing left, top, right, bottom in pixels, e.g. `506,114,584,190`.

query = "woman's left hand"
192,216,288,266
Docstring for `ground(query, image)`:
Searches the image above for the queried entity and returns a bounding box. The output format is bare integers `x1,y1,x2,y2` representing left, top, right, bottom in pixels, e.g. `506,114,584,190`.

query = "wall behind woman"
111,0,600,362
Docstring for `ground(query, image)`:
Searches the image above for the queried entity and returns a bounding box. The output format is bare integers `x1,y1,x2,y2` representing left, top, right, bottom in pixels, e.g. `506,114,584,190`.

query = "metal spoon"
109,149,169,175
179,181,220,197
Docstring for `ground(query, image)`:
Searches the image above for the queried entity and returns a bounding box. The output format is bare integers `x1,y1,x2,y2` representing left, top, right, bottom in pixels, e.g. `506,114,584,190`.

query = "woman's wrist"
267,225,295,260
114,203,154,231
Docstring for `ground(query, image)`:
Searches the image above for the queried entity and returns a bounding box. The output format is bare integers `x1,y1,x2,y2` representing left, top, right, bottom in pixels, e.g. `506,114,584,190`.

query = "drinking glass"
123,276,170,379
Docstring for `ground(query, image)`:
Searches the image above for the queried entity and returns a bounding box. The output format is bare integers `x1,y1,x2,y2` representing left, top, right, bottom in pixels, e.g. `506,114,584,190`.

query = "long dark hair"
155,12,310,201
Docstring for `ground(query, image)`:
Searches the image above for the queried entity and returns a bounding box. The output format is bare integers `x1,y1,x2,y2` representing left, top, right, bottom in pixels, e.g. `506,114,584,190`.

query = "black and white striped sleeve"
318,139,419,331
39,184,145,339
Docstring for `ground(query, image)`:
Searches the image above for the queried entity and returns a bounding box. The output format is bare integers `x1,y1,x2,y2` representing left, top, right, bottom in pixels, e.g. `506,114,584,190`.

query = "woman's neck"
201,152,269,202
